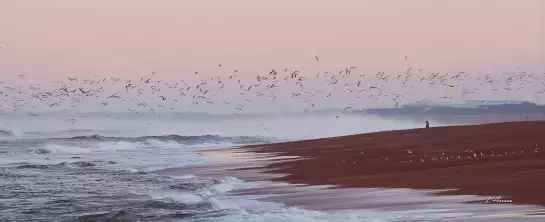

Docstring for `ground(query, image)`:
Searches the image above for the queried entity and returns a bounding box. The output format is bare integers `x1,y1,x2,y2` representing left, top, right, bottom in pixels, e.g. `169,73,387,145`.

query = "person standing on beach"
426,120,430,128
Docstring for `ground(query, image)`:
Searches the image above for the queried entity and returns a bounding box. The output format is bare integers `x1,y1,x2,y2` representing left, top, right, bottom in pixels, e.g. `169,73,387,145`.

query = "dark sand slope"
241,121,545,206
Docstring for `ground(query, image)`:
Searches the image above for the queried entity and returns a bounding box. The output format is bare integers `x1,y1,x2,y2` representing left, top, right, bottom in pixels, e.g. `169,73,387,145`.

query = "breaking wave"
36,144,93,154
55,134,277,145
15,160,118,170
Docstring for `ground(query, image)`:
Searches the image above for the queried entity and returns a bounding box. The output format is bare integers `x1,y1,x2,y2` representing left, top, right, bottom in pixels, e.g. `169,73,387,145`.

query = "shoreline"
154,130,545,221
156,147,545,220
237,121,545,207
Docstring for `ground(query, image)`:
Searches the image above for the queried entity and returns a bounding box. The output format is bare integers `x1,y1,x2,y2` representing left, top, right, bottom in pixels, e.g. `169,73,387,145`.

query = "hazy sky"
1,0,544,79
1,0,545,111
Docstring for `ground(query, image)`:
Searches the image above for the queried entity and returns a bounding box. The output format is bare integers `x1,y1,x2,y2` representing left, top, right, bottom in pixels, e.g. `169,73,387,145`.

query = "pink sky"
0,0,544,112
1,0,543,82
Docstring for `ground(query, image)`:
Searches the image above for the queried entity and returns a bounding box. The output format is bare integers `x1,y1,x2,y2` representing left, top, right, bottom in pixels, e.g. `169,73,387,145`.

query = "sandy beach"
238,121,545,207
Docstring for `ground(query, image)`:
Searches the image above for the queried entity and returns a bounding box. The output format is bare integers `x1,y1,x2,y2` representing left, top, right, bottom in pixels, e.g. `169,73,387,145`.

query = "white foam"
144,139,183,149
169,174,197,180
209,197,245,211
124,168,141,173
189,142,237,148
31,148,53,154
148,191,203,204
95,141,139,151
40,144,91,154
210,177,246,194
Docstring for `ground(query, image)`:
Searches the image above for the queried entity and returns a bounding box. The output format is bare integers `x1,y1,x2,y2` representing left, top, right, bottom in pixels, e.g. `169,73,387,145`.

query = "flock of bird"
398,144,541,164
1,57,545,124
340,144,542,165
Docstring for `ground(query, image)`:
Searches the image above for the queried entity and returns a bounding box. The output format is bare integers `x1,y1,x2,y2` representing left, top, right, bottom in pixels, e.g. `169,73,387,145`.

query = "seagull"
314,56,320,62
111,77,122,83
406,149,413,154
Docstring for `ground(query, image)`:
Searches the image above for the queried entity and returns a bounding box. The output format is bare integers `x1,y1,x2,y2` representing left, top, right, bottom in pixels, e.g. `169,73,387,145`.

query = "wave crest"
60,134,275,145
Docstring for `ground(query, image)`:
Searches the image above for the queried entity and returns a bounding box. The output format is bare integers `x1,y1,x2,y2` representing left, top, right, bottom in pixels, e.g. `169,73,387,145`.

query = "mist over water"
0,112,428,140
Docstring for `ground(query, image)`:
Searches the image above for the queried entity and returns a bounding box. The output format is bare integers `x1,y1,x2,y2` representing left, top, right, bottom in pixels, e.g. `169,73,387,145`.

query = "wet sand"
240,121,545,206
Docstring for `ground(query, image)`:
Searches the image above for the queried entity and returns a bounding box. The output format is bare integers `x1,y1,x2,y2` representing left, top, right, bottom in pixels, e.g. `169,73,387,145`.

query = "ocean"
0,112,540,221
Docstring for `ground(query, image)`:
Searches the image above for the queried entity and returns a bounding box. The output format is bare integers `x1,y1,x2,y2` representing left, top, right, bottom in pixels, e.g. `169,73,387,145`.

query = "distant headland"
360,100,545,124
